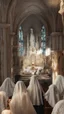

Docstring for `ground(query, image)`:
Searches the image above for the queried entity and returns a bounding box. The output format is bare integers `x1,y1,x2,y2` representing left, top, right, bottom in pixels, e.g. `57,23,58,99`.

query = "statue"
30,28,35,48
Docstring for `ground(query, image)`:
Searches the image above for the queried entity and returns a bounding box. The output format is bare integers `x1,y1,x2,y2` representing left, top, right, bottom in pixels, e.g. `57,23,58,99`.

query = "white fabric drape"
0,78,15,97
54,75,64,95
10,81,37,114
13,81,26,97
51,100,64,114
0,91,7,114
44,84,60,107
10,92,37,114
1,110,11,114
44,75,64,107
27,75,43,105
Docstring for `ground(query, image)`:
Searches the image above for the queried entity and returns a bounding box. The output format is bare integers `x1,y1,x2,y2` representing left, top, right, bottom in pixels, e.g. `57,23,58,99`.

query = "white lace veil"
10,81,37,114
0,78,15,97
0,91,7,114
51,100,64,114
13,81,27,97
27,75,43,105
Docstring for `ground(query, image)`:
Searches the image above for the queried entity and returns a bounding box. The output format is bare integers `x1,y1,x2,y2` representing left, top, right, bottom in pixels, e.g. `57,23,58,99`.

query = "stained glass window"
18,26,24,56
41,26,46,54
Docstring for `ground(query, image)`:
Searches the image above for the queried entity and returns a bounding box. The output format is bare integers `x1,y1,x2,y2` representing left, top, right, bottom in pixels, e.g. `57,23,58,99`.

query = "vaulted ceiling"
0,0,62,34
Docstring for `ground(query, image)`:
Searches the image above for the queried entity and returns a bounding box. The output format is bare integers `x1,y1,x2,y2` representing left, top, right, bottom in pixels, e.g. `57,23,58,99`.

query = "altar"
20,28,46,75
19,28,53,82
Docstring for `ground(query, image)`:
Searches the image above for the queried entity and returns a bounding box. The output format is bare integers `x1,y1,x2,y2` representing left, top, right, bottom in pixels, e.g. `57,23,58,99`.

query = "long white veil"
44,84,60,107
10,81,37,114
27,75,43,105
13,81,26,96
0,78,15,97
44,75,64,107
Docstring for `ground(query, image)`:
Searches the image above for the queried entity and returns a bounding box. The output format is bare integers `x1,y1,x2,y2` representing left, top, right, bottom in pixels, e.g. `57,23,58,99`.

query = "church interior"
0,0,64,114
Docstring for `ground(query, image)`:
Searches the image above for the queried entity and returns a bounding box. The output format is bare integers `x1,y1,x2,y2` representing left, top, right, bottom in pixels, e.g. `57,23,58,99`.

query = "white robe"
44,75,64,107
10,92,37,114
27,75,43,105
10,81,37,114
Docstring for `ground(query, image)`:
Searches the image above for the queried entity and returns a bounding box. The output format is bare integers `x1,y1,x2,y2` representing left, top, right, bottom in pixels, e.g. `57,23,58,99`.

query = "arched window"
41,26,46,54
18,26,24,56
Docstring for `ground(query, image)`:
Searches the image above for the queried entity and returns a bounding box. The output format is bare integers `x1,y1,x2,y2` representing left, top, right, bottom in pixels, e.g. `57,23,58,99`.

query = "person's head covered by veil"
0,91,7,114
0,78,15,98
27,75,43,105
51,100,64,114
13,81,27,96
10,81,37,114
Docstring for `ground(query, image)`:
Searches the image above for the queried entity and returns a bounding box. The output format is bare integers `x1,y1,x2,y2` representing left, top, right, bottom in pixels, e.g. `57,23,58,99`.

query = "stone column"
0,28,2,85
13,34,19,76
46,35,51,48
0,23,11,83
10,32,15,79
38,33,41,48
50,32,63,50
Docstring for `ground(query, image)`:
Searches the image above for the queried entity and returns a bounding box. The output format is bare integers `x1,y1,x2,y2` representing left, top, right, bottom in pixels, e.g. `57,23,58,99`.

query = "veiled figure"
27,75,43,105
27,75,44,114
44,84,60,107
0,91,7,114
44,75,64,107
10,81,37,114
0,78,15,98
51,100,64,114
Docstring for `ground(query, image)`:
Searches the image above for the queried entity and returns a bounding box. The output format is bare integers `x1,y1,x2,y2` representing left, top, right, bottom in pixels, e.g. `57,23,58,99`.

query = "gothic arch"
17,14,48,36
